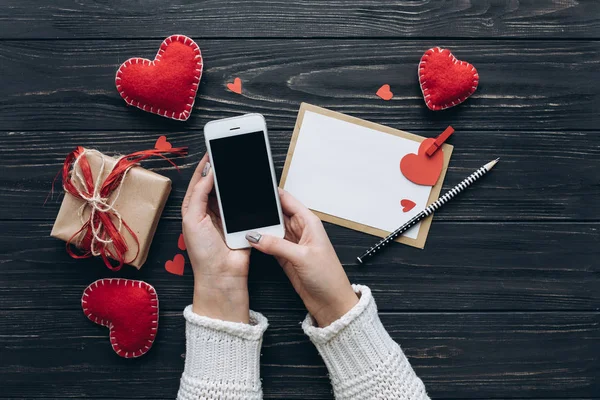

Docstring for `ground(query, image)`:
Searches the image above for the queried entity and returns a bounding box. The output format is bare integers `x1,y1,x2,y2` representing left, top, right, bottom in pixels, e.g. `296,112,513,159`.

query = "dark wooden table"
1,1,599,399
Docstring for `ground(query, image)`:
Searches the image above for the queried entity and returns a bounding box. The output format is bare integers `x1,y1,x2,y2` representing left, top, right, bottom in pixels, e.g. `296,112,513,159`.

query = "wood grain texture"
0,220,597,312
0,0,599,39
1,2,598,398
1,128,598,221
0,40,599,132
1,310,598,399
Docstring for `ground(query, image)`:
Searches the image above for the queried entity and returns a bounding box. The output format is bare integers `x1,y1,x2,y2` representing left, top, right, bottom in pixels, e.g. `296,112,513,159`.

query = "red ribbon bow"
60,146,187,271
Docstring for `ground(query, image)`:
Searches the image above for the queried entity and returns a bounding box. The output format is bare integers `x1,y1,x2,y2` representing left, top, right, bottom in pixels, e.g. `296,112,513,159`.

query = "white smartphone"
204,113,285,249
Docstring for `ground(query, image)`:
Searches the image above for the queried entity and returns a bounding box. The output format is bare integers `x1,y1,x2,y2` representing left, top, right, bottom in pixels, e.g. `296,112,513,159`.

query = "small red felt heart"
376,84,393,101
177,233,186,251
81,279,158,358
400,138,444,186
154,135,172,151
165,254,185,276
400,199,416,212
418,47,479,111
115,35,203,121
227,77,242,94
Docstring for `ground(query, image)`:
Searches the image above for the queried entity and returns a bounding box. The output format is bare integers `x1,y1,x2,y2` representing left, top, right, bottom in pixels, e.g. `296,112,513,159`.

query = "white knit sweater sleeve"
302,284,429,400
177,305,268,400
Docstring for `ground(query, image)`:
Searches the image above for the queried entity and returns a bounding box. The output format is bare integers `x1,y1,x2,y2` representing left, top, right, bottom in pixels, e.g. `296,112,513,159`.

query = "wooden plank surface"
1,310,598,399
1,128,598,222
0,0,599,39
0,220,597,312
1,1,598,399
0,40,599,132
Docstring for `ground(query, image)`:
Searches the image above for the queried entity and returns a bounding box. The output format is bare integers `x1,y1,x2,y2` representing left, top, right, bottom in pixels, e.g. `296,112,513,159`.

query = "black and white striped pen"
357,158,499,264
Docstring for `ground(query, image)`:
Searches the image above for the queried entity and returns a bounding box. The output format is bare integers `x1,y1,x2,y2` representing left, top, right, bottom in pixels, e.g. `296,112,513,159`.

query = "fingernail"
201,162,211,177
245,231,262,243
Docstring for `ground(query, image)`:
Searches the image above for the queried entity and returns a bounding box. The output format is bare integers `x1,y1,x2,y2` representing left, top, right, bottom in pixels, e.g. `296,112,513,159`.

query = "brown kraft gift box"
51,149,171,269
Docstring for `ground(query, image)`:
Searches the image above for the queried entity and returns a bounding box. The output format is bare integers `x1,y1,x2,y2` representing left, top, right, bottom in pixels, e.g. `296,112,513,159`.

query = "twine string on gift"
71,149,126,254
60,146,187,271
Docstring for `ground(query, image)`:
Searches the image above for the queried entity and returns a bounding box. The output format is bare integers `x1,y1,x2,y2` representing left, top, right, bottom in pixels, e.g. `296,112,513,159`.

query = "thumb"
247,232,302,261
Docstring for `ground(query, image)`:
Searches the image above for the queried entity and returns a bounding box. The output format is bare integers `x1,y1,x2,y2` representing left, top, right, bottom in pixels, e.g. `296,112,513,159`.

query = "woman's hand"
246,189,358,327
181,154,251,323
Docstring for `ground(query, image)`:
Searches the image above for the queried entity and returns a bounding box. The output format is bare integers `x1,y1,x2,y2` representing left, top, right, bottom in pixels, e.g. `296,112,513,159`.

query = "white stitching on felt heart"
115,34,203,121
81,278,159,358
418,47,479,111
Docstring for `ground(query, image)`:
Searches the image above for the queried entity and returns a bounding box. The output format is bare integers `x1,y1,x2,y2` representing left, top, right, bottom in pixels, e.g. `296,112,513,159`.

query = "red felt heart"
227,77,242,94
418,47,479,111
165,254,185,276
400,199,416,212
177,233,186,251
154,135,172,151
81,279,158,358
376,84,393,101
400,138,444,186
115,35,203,121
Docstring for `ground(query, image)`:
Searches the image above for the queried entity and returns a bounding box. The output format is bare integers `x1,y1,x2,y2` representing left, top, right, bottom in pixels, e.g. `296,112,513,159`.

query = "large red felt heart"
400,138,444,186
115,35,203,121
418,47,478,111
81,279,158,358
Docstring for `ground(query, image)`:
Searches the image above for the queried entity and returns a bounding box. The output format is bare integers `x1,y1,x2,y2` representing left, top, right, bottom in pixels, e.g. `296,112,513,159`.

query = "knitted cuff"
302,285,429,399
178,305,268,400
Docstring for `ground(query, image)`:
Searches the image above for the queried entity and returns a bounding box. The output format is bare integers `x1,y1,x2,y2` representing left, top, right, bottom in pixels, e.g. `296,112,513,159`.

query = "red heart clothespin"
425,126,454,157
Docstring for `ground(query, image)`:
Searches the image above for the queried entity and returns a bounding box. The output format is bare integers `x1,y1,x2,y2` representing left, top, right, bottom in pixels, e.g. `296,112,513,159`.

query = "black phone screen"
209,131,281,233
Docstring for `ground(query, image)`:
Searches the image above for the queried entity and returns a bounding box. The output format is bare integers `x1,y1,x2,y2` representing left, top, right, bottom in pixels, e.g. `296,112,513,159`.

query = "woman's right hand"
246,189,358,327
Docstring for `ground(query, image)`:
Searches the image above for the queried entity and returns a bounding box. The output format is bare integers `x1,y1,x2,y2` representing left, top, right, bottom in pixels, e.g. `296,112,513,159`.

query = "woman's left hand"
181,153,251,323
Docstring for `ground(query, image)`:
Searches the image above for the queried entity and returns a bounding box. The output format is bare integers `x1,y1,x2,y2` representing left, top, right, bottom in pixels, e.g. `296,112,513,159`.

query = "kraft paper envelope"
280,103,452,249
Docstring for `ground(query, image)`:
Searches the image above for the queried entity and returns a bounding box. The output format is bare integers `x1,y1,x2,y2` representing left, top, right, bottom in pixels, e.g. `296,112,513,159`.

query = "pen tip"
484,158,500,170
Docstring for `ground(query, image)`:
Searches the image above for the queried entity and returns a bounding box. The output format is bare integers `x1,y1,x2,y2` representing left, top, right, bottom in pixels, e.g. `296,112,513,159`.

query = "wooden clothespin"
426,126,454,156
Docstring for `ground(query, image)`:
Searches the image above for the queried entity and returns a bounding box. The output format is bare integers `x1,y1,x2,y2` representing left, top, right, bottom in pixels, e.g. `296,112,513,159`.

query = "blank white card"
283,110,434,240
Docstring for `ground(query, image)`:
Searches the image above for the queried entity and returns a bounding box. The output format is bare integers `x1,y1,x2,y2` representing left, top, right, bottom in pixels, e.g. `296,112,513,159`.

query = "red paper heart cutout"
154,135,172,151
115,35,203,121
227,77,242,94
400,199,416,212
400,138,444,186
376,84,393,100
81,279,158,358
177,233,186,251
418,47,478,111
165,254,185,276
